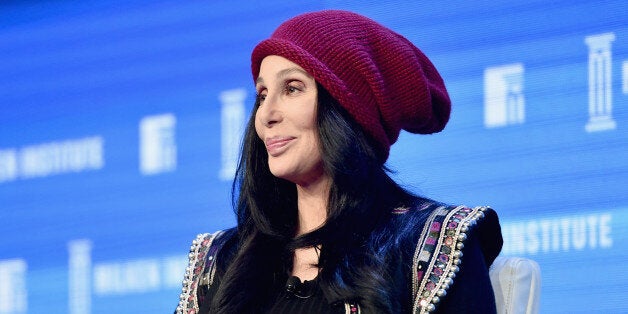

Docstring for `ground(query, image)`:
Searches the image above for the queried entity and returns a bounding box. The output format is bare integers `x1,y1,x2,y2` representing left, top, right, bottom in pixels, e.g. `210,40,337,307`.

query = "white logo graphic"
0,259,27,313
501,212,612,256
0,137,103,184
585,33,616,132
68,240,92,314
623,60,628,94
0,150,17,183
219,89,247,181
92,256,186,295
484,63,525,128
139,114,177,175
19,137,104,179
94,259,160,294
66,239,187,314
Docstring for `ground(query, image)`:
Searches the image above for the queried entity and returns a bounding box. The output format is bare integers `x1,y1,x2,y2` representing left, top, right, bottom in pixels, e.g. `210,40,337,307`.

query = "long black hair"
211,84,424,313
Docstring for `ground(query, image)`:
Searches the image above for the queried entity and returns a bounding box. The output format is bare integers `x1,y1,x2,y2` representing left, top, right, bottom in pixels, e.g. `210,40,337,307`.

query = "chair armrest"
489,256,541,314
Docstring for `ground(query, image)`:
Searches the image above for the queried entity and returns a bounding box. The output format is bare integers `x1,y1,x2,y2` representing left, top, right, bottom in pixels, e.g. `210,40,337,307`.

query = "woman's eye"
257,93,266,103
285,81,303,94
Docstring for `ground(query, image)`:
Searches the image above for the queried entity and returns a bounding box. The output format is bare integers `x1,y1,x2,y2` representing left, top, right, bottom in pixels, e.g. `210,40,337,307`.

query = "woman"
177,10,502,314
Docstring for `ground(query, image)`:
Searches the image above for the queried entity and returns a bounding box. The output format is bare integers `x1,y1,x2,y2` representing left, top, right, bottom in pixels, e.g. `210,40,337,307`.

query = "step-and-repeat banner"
1,0,627,313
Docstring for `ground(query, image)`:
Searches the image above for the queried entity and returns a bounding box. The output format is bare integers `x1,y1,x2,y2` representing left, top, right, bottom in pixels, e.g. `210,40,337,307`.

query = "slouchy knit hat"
251,10,451,160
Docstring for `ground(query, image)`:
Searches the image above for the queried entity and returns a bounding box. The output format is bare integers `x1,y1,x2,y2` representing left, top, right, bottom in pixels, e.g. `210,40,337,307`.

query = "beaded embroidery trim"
176,231,223,314
411,206,489,314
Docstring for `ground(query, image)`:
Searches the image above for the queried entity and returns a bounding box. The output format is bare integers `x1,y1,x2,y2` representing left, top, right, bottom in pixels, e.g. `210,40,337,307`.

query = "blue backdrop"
1,0,627,313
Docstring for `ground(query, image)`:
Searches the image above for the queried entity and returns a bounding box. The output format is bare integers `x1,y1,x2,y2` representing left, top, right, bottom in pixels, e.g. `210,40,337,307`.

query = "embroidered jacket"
176,203,502,313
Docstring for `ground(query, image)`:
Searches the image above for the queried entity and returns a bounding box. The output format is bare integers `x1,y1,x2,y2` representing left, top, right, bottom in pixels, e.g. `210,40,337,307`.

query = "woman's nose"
258,93,283,127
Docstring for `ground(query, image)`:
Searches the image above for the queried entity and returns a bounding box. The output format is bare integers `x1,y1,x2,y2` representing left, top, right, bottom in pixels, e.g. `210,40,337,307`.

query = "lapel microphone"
285,276,314,299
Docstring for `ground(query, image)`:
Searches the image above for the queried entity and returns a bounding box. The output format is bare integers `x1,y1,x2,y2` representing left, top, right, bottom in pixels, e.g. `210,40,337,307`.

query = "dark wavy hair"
211,84,424,313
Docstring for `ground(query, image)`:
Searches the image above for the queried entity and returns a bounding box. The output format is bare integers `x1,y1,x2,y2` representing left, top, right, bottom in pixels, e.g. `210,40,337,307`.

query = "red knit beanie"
251,10,451,160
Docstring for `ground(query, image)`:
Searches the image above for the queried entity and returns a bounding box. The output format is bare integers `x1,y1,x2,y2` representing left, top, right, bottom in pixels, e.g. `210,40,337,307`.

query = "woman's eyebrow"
276,67,311,80
256,67,312,85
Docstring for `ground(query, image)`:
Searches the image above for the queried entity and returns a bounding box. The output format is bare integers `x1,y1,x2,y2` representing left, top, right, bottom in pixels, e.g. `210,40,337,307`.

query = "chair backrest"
489,256,541,314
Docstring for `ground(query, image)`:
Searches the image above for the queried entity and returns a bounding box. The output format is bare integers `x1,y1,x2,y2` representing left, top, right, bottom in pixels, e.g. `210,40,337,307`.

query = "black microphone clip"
285,276,313,299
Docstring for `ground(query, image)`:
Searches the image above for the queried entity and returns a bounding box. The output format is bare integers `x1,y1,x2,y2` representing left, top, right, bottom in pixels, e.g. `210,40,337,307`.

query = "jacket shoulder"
175,228,237,314
409,205,502,313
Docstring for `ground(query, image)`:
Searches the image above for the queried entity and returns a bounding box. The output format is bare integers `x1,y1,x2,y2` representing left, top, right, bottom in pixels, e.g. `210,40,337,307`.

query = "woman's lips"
265,136,295,156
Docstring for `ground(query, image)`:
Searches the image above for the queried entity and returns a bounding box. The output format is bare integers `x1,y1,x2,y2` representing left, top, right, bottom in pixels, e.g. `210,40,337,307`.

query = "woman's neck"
295,174,330,236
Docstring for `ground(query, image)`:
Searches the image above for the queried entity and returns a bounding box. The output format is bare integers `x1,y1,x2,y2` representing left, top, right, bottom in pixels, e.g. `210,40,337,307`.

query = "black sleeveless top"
258,276,343,313
197,270,344,313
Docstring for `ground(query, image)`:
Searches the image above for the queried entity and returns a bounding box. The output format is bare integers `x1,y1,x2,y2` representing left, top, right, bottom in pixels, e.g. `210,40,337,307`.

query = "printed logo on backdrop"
623,60,628,94
67,239,188,314
484,63,525,128
139,114,177,175
0,137,104,183
0,259,27,314
501,211,613,256
584,32,617,132
0,150,17,183
219,88,247,181
69,240,92,314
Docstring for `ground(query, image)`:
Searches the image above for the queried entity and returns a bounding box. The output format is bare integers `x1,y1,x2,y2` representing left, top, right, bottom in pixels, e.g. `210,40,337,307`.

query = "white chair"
489,256,541,314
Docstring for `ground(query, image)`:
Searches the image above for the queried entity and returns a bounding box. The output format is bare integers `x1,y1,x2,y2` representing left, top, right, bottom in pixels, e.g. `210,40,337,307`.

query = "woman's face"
255,55,325,187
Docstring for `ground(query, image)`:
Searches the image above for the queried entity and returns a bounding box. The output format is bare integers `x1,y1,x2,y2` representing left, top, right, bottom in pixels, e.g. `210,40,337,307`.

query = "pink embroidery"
426,236,436,245
430,221,441,232
433,267,443,276
444,237,453,246
426,281,436,291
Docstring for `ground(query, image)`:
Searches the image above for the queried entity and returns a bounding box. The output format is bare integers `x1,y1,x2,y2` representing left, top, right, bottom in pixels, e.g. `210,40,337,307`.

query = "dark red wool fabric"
251,10,451,160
